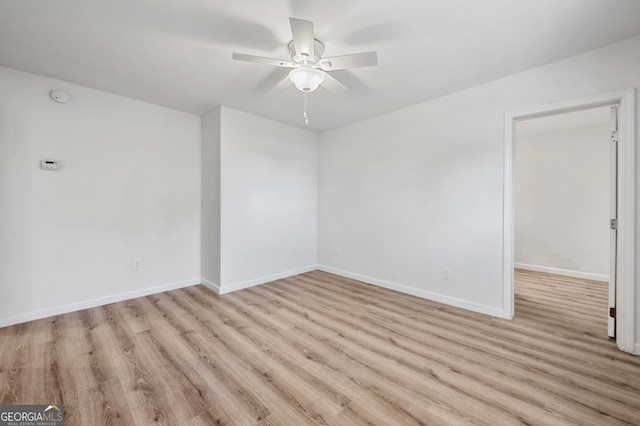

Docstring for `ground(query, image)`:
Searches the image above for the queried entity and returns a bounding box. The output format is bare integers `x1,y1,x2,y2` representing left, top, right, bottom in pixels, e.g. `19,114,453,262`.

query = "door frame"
502,89,636,354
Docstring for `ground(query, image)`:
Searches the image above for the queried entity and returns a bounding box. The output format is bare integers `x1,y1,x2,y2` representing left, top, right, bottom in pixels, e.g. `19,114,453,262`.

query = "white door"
608,105,618,338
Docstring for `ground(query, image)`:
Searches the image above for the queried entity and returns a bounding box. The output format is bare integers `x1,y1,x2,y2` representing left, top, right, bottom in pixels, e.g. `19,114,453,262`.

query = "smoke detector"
49,89,70,104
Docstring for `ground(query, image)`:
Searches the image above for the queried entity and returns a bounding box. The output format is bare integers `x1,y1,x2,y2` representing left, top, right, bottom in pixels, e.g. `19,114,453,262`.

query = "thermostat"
40,160,61,170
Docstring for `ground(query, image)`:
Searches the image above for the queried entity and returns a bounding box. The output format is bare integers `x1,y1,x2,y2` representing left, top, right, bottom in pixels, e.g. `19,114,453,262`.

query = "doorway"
502,89,636,354
513,105,614,338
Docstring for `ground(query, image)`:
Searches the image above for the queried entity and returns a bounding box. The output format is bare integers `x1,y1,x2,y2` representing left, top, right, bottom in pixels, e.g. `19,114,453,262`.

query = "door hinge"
611,130,618,143
609,307,616,319
610,218,617,230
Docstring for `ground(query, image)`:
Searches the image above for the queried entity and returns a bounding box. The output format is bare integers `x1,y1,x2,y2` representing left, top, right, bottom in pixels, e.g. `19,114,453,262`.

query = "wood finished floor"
1,270,639,425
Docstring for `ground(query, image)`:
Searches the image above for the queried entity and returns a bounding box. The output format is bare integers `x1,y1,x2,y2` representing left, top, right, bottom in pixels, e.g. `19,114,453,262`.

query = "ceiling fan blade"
251,68,290,95
269,74,295,95
232,52,294,68
320,71,348,94
289,17,315,59
320,51,378,71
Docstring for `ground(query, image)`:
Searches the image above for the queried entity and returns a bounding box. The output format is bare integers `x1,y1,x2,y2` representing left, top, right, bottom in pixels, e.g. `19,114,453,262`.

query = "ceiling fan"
232,17,378,124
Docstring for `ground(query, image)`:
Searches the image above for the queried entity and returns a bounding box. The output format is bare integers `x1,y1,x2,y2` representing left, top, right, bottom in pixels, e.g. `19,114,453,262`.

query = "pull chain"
303,92,309,125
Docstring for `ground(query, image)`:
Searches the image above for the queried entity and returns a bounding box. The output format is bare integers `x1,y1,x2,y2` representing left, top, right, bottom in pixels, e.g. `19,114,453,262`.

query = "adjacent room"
514,107,614,337
1,1,640,424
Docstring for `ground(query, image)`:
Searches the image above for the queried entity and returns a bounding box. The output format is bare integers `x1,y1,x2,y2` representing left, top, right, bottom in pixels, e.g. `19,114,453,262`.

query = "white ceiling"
1,0,639,132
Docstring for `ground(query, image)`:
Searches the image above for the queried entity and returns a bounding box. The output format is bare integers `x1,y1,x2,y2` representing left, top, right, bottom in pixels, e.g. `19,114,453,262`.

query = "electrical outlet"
336,249,342,259
442,267,451,280
133,258,141,271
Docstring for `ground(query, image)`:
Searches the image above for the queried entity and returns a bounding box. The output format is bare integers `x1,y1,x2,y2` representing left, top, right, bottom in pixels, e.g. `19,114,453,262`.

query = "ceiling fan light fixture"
288,66,325,92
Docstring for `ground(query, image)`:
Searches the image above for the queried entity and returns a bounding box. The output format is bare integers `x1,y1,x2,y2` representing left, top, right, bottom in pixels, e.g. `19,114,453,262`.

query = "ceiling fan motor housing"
288,39,325,64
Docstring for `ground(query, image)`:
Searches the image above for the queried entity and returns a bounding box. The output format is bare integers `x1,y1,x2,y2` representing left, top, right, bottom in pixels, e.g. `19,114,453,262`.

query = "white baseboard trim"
201,277,221,294
0,278,201,328
219,264,318,295
317,265,506,319
514,263,608,282
634,343,640,356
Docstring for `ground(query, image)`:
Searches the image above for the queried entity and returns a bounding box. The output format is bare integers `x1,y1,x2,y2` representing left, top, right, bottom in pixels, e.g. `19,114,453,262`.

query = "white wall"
318,34,640,342
201,107,221,287
515,118,610,280
3,35,639,348
0,66,201,327
219,107,318,292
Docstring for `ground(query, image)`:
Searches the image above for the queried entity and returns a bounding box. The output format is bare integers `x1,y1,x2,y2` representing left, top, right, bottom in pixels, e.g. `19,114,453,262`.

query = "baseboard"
201,277,221,294
514,263,608,282
218,264,318,295
0,278,201,328
317,265,506,319
634,343,640,356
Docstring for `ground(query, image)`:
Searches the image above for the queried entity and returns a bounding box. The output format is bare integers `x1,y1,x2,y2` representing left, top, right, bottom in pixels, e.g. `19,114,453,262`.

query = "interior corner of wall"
201,277,221,294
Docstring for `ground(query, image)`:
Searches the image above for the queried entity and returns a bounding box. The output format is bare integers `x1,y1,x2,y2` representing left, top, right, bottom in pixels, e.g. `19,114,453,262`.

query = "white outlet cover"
442,268,451,280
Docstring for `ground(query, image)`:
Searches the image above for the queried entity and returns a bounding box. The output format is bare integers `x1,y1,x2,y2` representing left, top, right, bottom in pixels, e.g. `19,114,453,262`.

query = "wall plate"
40,160,61,170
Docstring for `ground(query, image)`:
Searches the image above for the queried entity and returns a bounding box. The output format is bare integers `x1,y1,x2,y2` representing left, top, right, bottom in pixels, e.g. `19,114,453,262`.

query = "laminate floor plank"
276,276,640,406
253,278,631,425
1,269,639,425
179,289,354,424
249,286,541,425
229,293,434,425
174,289,345,425
217,291,441,425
